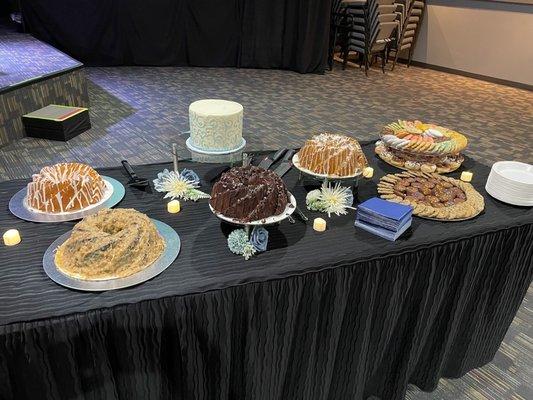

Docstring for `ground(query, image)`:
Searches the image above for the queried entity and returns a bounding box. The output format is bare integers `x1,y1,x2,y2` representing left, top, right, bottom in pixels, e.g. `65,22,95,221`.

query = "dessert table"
1,144,532,400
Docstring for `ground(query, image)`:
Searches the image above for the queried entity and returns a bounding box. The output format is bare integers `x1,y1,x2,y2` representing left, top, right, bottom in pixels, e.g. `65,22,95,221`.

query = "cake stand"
209,193,297,235
9,176,126,223
186,137,246,164
42,219,180,291
292,153,362,189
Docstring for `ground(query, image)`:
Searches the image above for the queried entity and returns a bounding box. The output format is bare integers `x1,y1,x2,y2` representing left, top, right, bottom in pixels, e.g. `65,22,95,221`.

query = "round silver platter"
42,219,180,291
292,153,362,182
209,193,297,226
8,176,125,223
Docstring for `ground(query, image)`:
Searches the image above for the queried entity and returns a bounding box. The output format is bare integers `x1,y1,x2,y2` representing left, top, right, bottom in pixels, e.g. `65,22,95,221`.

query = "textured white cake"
189,99,243,152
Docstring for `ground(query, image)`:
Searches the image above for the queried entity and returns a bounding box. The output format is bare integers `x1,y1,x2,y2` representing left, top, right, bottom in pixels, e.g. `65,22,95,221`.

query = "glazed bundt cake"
27,162,107,213
55,208,165,280
210,165,289,222
297,133,368,177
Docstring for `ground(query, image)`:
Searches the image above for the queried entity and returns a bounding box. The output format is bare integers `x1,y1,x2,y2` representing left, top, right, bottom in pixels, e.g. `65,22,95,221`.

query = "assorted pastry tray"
375,120,468,174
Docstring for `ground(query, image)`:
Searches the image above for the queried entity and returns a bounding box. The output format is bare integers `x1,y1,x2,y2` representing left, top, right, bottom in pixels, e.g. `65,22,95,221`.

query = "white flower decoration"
305,182,354,217
153,169,210,201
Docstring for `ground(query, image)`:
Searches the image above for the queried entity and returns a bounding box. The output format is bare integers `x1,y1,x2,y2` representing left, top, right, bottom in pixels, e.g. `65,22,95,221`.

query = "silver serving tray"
209,193,297,226
42,219,180,291
292,153,362,182
9,176,125,223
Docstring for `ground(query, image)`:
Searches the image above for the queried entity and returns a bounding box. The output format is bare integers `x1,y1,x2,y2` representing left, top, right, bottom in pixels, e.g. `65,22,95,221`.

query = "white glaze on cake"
189,99,243,151
27,163,107,213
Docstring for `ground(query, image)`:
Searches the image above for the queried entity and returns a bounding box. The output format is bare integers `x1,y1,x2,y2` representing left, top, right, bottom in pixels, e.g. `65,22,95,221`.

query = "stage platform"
0,24,90,146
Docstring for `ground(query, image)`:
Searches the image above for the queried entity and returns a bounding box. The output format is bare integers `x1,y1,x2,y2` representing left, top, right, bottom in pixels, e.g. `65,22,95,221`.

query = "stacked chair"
340,0,400,76
328,0,425,75
389,0,426,70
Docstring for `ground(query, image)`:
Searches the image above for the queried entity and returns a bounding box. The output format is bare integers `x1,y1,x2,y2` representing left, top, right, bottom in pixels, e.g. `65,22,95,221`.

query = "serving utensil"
121,160,149,188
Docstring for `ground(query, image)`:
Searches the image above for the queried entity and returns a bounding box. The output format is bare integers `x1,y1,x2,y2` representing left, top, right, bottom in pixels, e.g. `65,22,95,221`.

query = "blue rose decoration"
180,168,200,185
250,226,269,253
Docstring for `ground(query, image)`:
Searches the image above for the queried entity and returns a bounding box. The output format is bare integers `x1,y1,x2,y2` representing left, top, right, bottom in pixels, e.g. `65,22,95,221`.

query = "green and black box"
22,104,91,141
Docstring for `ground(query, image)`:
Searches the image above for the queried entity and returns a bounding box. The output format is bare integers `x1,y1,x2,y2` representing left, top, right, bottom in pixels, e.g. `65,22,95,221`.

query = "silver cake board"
9,176,125,223
42,219,180,291
186,137,246,164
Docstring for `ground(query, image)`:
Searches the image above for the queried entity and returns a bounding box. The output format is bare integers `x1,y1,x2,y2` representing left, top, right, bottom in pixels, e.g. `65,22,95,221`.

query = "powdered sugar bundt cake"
27,162,107,213
55,208,165,280
297,133,368,177
210,165,289,222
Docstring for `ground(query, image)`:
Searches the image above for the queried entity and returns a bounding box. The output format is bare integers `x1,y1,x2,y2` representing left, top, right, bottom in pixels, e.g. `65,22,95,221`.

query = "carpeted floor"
0,64,531,399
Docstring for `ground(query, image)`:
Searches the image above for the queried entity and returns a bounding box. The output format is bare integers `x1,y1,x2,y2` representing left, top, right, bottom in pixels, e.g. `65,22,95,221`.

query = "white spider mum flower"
318,182,354,217
153,169,210,201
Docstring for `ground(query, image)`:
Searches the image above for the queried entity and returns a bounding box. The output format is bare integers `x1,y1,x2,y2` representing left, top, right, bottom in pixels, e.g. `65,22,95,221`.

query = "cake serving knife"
258,149,286,170
271,150,308,223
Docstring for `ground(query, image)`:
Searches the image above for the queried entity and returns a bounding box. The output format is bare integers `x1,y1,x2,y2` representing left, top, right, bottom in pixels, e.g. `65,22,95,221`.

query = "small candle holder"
167,200,181,214
460,171,473,182
313,218,327,232
3,229,21,246
363,167,374,179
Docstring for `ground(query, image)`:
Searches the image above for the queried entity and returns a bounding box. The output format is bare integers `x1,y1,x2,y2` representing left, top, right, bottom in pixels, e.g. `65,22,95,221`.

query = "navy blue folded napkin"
355,197,413,241
355,219,411,241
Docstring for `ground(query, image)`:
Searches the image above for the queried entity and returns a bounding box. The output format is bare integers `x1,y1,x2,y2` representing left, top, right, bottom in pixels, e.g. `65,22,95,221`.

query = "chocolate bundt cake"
27,162,107,213
55,208,165,280
210,165,289,222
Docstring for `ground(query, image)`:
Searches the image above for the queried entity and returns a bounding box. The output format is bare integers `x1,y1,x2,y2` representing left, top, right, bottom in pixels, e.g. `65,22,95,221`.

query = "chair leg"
328,26,338,71
407,47,413,68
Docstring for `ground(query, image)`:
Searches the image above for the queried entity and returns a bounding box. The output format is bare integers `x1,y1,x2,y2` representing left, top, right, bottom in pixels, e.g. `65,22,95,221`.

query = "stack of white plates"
485,161,533,206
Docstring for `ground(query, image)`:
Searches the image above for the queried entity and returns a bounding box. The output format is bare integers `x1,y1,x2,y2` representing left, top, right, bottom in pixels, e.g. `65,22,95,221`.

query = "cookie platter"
377,171,484,221
375,120,468,174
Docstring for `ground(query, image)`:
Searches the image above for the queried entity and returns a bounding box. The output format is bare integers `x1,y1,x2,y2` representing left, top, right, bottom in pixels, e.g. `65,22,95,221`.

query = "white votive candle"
460,171,473,182
167,200,181,213
3,229,21,246
363,167,374,178
313,218,327,232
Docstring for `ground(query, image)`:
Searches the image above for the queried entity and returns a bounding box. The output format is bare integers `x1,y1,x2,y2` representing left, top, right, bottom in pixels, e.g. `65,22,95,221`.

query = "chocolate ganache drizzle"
210,165,289,222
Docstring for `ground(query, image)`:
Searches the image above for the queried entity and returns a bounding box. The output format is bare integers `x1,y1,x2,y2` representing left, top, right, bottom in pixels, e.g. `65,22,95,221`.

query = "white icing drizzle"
27,163,106,212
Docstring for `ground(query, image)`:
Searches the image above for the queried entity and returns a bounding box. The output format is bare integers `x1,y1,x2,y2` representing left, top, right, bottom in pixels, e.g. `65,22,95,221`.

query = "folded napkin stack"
355,197,413,241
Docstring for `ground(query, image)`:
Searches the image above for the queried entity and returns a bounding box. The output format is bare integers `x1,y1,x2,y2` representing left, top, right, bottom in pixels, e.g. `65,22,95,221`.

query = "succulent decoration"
306,182,354,217
227,227,269,260
153,169,210,201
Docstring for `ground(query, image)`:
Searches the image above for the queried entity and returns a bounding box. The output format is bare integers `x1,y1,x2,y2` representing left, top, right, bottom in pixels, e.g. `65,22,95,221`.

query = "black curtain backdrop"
20,0,332,73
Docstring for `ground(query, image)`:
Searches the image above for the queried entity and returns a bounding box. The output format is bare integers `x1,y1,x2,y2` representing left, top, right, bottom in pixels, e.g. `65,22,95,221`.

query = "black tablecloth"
1,144,532,400
20,0,332,73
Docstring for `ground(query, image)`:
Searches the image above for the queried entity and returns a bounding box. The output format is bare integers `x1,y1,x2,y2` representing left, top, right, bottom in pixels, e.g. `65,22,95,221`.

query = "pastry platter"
375,120,468,174
42,219,180,291
292,153,362,182
377,171,484,221
209,192,297,226
9,176,125,223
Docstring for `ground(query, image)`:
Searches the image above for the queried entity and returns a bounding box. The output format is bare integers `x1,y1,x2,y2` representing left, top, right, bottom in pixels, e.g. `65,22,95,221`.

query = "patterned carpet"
0,63,532,399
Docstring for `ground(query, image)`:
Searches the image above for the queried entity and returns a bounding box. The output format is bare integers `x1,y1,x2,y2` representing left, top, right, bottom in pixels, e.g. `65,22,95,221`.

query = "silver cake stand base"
186,137,246,164
42,219,180,291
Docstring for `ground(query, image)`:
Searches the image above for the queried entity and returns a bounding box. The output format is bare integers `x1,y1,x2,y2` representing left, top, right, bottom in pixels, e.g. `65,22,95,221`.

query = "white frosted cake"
189,99,243,152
